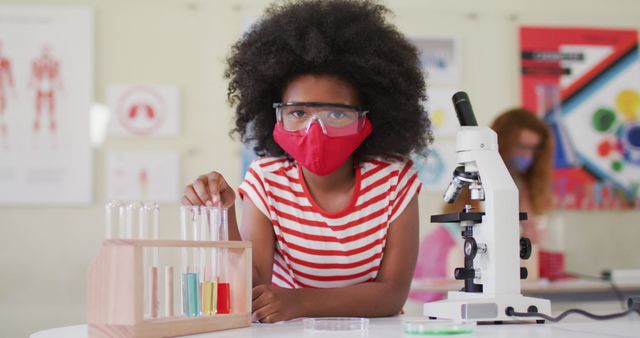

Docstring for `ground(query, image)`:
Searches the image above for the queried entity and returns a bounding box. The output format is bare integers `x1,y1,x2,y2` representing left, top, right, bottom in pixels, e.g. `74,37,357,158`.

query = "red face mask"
273,118,373,176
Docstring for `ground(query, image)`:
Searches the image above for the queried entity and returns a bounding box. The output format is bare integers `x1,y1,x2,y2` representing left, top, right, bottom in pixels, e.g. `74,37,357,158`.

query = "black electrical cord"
505,306,639,323
563,271,627,310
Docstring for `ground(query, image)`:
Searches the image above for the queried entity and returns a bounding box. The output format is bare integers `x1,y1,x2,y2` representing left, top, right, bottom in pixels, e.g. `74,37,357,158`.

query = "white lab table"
411,278,640,295
30,314,640,338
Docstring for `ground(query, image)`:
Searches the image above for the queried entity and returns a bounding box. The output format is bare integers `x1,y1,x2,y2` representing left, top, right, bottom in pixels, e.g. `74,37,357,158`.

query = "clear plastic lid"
303,317,369,331
403,319,475,335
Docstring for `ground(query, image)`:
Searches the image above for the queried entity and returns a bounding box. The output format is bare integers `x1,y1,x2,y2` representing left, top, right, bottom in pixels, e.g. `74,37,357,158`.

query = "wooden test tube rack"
87,239,251,338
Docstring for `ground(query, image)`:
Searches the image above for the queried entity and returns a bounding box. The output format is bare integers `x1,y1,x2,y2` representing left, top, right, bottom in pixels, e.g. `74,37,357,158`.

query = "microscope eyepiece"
452,91,478,127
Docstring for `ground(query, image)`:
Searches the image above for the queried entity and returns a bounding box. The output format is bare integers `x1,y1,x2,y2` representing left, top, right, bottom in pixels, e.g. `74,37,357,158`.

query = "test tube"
217,206,231,314
180,206,201,317
125,202,143,239
200,206,216,316
118,203,126,238
138,203,147,240
125,202,151,318
165,265,174,317
104,200,122,239
199,206,207,280
150,203,159,265
180,206,188,316
191,206,201,317
146,203,160,319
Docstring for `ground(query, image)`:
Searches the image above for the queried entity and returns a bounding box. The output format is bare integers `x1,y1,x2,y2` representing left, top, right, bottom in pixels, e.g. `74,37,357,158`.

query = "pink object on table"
539,250,565,280
409,225,456,302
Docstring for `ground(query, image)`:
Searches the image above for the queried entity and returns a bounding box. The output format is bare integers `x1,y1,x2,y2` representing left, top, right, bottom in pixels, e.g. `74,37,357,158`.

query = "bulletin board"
520,26,640,210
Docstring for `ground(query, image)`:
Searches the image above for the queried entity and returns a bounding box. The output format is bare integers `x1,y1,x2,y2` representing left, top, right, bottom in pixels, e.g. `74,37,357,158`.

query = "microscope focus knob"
520,237,532,259
464,237,487,260
520,267,528,279
464,238,478,259
454,267,475,280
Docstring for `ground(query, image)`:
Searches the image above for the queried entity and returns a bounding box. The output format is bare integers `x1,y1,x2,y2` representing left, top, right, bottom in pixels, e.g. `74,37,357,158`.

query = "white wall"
0,1,639,337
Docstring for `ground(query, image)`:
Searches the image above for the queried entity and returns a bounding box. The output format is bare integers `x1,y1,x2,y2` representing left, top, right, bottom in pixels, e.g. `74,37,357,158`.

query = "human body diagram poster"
520,27,640,210
0,6,93,204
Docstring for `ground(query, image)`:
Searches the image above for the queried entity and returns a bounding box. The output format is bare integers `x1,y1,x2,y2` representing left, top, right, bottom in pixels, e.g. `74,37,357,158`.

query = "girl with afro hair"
183,0,432,322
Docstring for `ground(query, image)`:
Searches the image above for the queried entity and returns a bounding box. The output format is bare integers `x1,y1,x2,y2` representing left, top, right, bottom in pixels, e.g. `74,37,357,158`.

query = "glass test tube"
200,206,217,316
180,206,201,317
165,265,174,317
180,206,188,316
146,203,160,319
104,200,123,239
125,202,149,318
217,206,231,314
125,201,143,239
118,202,126,238
149,203,170,317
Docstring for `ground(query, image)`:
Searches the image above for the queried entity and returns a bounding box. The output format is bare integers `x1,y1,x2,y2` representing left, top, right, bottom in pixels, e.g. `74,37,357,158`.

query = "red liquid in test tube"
217,206,231,314
217,282,230,314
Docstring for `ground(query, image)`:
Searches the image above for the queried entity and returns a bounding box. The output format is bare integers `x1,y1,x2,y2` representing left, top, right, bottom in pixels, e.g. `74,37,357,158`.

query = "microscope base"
424,292,551,323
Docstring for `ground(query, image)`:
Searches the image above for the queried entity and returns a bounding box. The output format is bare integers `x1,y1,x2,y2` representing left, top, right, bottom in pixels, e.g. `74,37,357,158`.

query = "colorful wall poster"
107,84,181,136
106,150,180,203
414,87,460,193
412,139,457,193
0,6,93,204
426,87,462,138
520,26,640,210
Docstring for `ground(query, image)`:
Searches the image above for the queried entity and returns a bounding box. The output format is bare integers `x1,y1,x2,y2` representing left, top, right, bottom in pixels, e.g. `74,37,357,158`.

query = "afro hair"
225,0,432,161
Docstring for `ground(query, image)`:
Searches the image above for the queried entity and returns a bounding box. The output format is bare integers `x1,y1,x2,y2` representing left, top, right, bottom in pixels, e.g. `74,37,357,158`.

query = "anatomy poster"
0,6,93,204
106,150,180,203
520,26,640,209
107,84,181,136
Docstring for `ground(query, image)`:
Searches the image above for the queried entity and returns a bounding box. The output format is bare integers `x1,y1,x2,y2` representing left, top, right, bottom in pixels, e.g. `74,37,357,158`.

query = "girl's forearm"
292,281,409,318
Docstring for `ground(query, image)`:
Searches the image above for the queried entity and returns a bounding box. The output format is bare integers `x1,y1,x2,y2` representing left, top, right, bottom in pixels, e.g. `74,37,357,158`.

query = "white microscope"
423,92,551,323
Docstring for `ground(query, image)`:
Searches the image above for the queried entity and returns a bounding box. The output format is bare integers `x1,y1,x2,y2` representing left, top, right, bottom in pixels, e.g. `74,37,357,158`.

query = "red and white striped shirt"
238,157,421,289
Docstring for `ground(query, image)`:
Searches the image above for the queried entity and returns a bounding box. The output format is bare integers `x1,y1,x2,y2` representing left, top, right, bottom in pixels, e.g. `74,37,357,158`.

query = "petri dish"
303,317,369,331
403,319,475,335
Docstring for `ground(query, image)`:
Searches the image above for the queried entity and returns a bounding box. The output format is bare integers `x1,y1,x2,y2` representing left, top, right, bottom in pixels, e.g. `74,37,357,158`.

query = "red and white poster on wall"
106,150,180,203
107,84,180,136
0,6,93,205
520,26,640,210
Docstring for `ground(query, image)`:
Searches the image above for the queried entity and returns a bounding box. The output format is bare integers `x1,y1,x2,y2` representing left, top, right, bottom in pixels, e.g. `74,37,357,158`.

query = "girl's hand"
252,284,300,323
182,171,236,208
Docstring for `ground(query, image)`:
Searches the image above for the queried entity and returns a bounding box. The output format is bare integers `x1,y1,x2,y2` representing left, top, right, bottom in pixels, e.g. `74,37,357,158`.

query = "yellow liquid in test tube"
201,281,218,315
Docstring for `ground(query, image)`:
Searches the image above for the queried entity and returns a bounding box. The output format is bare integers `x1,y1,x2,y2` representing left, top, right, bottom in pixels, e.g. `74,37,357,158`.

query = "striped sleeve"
389,160,422,223
238,160,270,218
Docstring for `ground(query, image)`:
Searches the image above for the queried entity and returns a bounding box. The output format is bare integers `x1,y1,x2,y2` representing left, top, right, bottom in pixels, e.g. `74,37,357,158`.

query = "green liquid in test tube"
186,272,200,317
180,206,201,317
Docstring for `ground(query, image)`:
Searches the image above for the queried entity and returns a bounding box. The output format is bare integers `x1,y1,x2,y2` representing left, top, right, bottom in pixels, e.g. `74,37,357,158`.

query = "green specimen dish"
403,319,475,335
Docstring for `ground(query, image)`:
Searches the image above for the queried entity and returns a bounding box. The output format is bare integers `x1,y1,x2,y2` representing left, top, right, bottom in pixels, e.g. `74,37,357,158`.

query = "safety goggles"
273,101,369,137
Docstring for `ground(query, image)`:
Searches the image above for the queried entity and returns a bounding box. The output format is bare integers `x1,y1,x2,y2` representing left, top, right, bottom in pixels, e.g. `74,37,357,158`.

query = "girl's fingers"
180,196,193,206
183,184,204,205
192,177,212,204
207,173,225,205
183,171,235,207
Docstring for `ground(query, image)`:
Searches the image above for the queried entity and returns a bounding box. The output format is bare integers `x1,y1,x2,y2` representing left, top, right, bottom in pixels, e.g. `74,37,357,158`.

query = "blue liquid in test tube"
184,272,201,317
